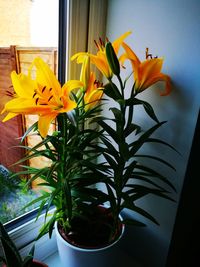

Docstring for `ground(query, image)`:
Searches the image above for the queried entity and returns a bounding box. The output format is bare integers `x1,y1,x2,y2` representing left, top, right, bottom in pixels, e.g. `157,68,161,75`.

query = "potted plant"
1,31,176,266
0,222,48,267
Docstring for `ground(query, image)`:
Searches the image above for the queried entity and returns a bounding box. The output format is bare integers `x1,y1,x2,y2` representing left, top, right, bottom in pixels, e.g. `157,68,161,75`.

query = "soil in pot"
58,206,123,249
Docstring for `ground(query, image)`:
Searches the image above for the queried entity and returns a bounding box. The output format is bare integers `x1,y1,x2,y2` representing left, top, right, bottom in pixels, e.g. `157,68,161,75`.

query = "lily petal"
33,57,61,97
2,112,18,122
122,42,140,65
2,98,51,114
90,54,111,78
142,73,171,96
11,71,36,98
38,113,57,138
62,80,84,95
84,72,103,110
112,31,132,54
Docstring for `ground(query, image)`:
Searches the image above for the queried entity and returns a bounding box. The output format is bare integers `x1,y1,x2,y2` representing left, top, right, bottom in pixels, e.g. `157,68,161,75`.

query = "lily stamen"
48,95,53,102
99,37,105,48
35,97,39,105
94,40,99,50
5,90,15,97
33,92,37,98
146,48,153,59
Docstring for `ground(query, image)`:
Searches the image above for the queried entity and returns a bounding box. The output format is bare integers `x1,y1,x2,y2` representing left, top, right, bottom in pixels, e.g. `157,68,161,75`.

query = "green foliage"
96,42,177,228
13,92,108,238
0,166,19,198
6,42,177,245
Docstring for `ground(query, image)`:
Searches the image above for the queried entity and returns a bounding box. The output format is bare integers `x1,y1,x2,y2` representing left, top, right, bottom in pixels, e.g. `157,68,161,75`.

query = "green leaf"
62,180,73,222
110,107,123,122
103,152,118,170
122,190,148,202
0,222,23,267
36,213,57,240
141,100,159,123
22,255,33,267
124,123,141,137
123,160,137,184
98,120,119,143
44,162,61,188
25,167,49,186
48,213,57,239
104,82,122,100
119,141,130,161
21,121,38,143
35,199,47,221
44,188,60,220
22,193,49,211
105,182,117,211
129,121,166,156
71,172,107,186
99,136,120,162
125,98,159,123
22,245,35,267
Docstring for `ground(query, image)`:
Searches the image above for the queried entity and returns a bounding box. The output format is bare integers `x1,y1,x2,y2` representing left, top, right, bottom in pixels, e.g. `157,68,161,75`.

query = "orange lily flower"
71,31,131,79
72,54,104,110
1,57,83,137
121,42,171,96
84,72,103,110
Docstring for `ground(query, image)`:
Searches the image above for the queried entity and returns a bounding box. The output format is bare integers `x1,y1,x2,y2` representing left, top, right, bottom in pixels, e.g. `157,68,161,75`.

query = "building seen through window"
0,0,58,224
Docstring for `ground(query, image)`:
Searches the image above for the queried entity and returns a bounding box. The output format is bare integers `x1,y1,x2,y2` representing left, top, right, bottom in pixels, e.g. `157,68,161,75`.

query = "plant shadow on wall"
1,31,177,265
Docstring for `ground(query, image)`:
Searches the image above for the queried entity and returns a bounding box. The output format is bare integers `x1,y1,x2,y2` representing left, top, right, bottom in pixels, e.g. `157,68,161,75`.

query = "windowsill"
4,210,143,267
42,240,144,267
43,250,62,267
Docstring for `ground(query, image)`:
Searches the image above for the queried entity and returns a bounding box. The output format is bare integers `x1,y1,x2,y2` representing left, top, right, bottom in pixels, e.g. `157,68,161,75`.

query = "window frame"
0,0,108,261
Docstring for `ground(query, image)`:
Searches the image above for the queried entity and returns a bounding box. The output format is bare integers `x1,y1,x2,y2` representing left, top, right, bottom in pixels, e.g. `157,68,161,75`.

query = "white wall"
106,0,200,266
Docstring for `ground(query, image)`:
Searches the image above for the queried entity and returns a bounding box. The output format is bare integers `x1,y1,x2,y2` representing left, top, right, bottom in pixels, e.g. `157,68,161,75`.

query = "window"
0,0,108,262
0,0,59,224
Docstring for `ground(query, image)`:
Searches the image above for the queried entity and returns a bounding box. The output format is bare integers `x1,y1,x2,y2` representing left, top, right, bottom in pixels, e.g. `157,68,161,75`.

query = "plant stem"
58,113,72,228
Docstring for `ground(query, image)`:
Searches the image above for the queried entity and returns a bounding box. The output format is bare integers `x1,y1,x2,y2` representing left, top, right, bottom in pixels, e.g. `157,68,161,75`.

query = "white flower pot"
55,215,125,267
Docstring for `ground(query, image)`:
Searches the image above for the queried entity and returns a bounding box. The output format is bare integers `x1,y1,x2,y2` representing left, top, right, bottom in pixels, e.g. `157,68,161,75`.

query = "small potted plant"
0,222,48,267
1,31,176,266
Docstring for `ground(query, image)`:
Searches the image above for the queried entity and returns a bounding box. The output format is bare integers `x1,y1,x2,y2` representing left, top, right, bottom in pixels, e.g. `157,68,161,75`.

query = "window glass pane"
0,0,58,224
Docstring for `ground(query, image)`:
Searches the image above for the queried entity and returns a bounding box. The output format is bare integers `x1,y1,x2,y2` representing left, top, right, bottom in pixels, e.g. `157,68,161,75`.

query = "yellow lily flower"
121,43,171,96
72,54,103,110
71,31,131,79
1,57,83,137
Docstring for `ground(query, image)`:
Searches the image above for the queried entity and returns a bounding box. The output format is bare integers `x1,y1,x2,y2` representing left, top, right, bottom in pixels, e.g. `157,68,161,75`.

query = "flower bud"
80,55,90,91
105,42,120,76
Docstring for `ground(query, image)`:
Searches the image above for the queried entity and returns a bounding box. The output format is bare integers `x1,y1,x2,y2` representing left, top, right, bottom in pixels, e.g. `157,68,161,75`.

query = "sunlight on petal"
38,113,57,138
